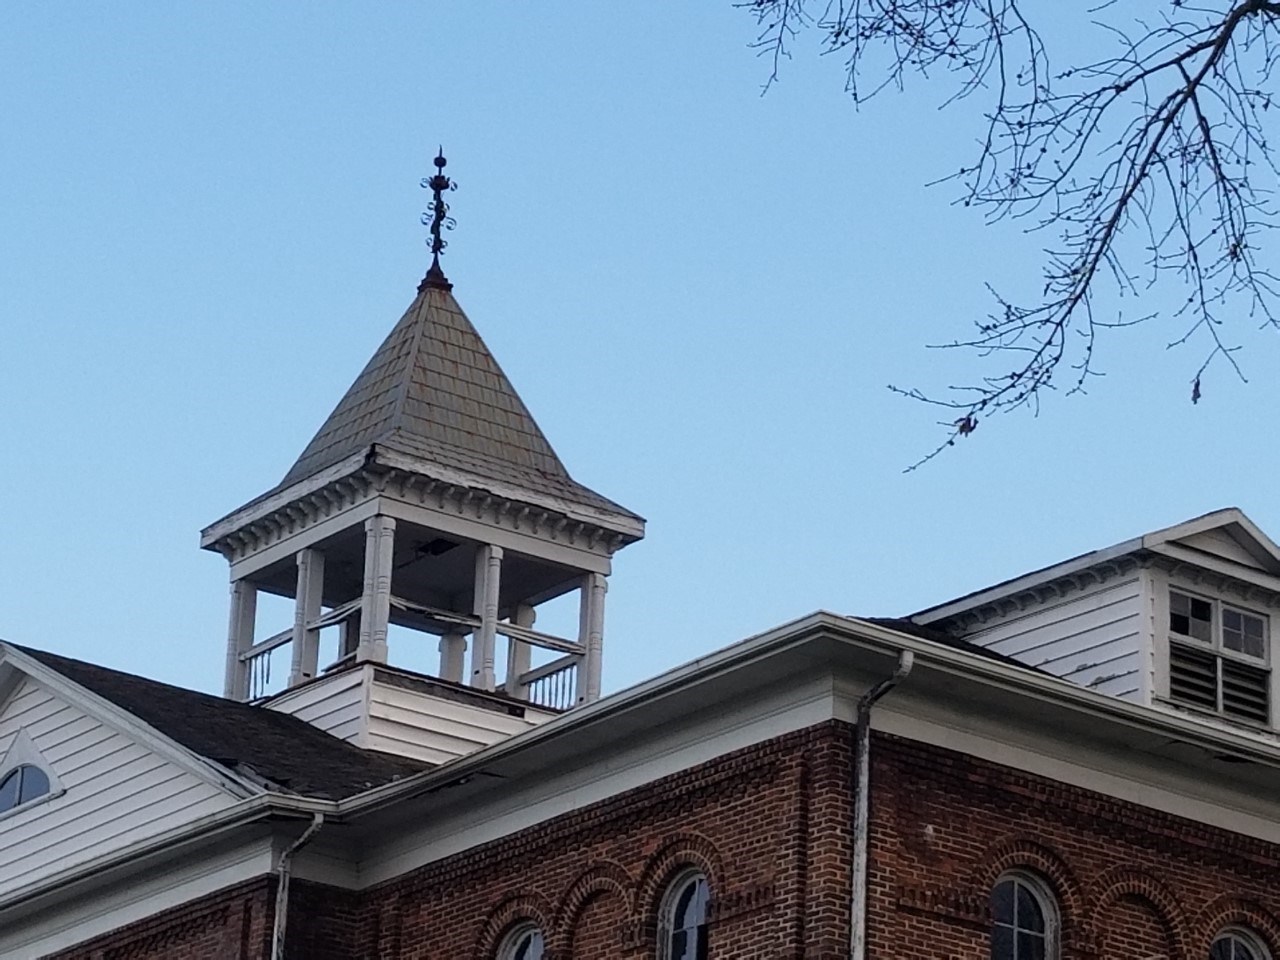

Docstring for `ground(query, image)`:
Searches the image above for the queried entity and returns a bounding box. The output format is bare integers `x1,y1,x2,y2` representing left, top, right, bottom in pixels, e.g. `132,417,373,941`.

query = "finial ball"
434,150,447,170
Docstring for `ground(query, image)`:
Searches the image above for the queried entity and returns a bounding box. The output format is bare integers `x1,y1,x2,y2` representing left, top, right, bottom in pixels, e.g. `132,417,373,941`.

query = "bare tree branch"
740,0,1280,467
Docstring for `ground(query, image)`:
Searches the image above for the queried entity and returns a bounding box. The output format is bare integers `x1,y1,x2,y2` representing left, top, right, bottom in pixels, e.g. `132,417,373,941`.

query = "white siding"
0,677,235,902
366,680,552,765
960,576,1144,701
265,666,367,743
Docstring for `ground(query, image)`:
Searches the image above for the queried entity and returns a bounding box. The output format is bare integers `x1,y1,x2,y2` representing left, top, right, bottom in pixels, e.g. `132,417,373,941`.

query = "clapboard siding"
0,677,235,901
266,667,367,743
365,681,544,766
960,577,1144,702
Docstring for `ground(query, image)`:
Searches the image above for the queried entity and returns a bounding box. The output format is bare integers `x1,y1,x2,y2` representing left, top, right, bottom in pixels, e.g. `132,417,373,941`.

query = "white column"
504,603,535,698
358,516,396,664
223,580,257,700
289,548,325,686
471,544,503,691
439,633,467,683
578,573,607,704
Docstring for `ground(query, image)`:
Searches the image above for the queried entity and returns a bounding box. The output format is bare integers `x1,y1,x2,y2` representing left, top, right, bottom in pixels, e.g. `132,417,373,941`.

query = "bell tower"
200,153,643,762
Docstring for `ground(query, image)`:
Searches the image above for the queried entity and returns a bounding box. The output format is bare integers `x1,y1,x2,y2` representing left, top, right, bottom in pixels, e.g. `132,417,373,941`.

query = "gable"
1170,526,1280,575
0,674,237,904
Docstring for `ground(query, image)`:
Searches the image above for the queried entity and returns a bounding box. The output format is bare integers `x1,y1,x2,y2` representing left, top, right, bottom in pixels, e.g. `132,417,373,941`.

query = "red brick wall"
869,732,1280,959
297,722,855,960
47,878,273,960
48,722,1280,960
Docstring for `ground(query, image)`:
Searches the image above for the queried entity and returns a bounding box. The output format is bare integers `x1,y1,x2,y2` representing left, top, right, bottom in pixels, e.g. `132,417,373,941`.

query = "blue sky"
3,4,1279,696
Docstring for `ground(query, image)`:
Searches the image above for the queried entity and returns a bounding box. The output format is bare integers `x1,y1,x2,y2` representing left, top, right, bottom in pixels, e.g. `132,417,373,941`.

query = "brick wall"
869,732,1280,959
47,878,273,960
46,722,1280,960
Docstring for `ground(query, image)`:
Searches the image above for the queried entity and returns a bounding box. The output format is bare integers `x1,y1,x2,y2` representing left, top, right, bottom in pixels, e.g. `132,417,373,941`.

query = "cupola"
199,152,643,764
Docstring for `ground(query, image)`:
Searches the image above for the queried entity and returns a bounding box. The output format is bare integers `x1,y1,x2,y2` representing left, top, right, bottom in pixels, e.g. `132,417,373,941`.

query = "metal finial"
419,146,457,291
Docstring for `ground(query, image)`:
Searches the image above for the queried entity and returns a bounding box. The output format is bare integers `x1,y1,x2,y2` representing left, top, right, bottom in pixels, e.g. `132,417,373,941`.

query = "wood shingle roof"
278,285,637,520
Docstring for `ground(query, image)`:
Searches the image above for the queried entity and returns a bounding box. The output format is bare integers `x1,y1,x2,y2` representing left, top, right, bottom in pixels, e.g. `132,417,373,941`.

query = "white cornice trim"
199,452,371,547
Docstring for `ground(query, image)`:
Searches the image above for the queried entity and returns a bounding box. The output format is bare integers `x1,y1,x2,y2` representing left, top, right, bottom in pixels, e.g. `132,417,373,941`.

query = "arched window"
1212,930,1271,960
990,872,1058,960
660,869,710,960
497,923,544,960
0,764,51,814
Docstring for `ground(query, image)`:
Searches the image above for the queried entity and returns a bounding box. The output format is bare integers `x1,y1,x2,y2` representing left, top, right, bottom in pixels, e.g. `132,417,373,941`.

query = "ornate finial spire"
419,147,457,291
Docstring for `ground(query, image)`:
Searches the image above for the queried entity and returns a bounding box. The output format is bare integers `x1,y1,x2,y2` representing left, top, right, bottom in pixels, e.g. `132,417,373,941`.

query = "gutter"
850,651,913,960
271,813,324,960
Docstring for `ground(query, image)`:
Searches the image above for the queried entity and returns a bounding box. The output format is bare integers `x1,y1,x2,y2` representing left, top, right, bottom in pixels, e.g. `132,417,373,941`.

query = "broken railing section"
224,516,607,711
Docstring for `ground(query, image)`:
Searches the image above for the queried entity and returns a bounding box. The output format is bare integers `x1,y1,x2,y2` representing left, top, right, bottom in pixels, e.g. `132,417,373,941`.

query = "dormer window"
1168,590,1271,725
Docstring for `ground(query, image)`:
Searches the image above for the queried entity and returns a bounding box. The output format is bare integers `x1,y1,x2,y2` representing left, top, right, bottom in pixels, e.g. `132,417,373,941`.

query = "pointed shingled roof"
279,284,637,520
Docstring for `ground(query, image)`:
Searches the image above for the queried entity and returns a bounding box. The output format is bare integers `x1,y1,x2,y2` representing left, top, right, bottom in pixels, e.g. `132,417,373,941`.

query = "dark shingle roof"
17,647,422,800
278,285,638,520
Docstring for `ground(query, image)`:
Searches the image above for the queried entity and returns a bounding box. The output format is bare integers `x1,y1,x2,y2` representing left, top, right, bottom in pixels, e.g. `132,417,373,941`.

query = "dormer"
911,508,1280,735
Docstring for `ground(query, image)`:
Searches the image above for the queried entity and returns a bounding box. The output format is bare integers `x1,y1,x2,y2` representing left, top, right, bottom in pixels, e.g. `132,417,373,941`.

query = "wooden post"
358,516,396,664
439,633,466,683
471,544,503,691
578,573,607,703
504,603,535,698
224,580,257,700
289,548,325,686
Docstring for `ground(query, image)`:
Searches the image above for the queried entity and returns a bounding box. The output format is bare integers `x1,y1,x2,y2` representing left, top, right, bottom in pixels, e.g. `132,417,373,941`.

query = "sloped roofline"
910,507,1280,625
0,643,263,800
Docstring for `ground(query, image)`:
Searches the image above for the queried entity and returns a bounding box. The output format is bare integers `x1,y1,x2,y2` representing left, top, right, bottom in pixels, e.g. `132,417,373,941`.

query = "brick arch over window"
556,862,635,958
1193,895,1280,957
552,860,636,943
971,836,1090,953
473,892,556,959
634,832,725,942
1089,866,1190,959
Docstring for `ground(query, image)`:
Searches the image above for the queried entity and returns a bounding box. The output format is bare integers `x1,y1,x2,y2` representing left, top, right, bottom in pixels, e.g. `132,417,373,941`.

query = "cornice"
203,463,635,566
934,554,1147,632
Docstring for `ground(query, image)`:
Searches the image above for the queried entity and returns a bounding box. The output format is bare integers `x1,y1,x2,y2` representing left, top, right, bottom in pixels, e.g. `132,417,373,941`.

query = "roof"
15,647,422,800
911,507,1280,626
276,284,638,521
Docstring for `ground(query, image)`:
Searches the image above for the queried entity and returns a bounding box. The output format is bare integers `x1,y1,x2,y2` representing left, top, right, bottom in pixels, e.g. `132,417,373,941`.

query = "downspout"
850,651,913,960
271,813,325,960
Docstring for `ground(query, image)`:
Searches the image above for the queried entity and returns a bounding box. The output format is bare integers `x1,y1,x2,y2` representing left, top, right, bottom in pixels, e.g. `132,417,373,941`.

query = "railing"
521,655,581,711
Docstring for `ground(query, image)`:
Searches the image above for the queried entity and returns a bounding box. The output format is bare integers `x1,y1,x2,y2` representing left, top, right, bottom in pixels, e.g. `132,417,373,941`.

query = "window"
1212,930,1271,960
1168,590,1271,724
0,764,51,814
991,873,1057,960
497,924,544,960
660,870,710,960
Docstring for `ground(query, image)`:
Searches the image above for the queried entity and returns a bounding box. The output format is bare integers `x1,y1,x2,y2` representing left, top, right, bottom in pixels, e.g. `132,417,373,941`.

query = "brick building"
2,174,1279,958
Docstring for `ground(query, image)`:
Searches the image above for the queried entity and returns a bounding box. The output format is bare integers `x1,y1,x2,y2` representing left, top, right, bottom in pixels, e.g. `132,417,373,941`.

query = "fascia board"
839,616,1280,765
0,792,331,916
911,538,1144,624
339,610,1280,818
198,451,370,547
371,445,646,540
0,644,263,800
337,611,836,815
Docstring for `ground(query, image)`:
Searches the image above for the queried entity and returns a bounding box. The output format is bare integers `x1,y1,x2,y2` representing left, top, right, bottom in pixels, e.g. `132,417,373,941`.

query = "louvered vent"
1222,660,1270,724
1169,644,1271,725
1169,644,1218,712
